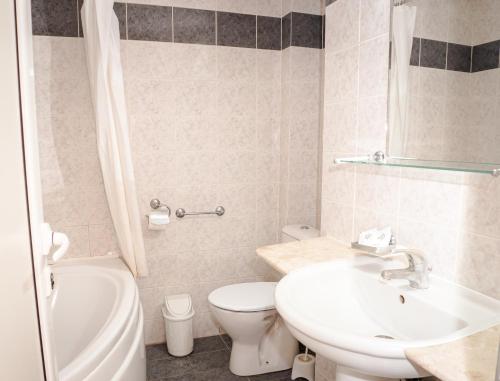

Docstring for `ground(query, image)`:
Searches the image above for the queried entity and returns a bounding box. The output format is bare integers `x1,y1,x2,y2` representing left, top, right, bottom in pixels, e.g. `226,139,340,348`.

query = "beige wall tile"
89,224,121,256
325,48,359,103
321,201,354,243
321,0,500,300
456,232,500,299
414,0,449,42
217,0,257,14
357,96,387,154
325,0,359,53
358,35,389,98
291,0,322,15
219,116,257,151
360,0,390,42
217,46,257,82
322,162,356,205
257,82,281,120
217,81,257,118
63,226,90,258
289,47,322,83
256,0,282,17
355,167,400,215
323,101,357,154
35,12,324,344
257,50,281,82
399,177,462,227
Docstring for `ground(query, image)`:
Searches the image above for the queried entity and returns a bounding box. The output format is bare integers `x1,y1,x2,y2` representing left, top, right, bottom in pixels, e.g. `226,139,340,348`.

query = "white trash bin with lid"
162,293,195,356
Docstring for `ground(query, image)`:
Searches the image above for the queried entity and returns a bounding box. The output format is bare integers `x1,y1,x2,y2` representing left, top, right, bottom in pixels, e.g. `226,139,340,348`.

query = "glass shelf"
334,156,500,176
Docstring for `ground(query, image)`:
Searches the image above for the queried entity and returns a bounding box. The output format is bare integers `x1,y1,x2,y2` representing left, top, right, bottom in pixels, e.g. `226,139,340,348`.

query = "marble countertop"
256,236,360,274
256,236,500,381
406,325,500,381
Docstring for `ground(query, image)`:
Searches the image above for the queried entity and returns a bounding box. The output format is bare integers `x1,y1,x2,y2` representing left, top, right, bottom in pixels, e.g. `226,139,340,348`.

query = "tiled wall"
318,1,500,379
402,1,500,163
279,0,323,230
31,0,323,49
323,0,500,304
32,0,323,344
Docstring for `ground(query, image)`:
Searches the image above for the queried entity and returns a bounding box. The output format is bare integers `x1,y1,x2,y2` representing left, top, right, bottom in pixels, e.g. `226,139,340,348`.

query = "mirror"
388,0,500,166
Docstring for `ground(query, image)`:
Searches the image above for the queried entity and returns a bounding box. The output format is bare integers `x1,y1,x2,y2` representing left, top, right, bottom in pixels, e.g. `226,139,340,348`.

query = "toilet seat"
208,282,277,312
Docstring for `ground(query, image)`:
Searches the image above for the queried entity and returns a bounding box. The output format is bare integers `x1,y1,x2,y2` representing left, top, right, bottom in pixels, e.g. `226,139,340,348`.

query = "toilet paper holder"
150,198,171,216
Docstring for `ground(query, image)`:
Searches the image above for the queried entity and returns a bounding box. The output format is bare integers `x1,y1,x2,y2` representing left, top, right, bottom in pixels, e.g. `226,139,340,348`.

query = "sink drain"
374,334,395,340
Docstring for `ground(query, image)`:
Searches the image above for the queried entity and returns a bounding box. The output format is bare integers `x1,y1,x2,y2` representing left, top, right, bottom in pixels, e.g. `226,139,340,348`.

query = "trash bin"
162,293,195,357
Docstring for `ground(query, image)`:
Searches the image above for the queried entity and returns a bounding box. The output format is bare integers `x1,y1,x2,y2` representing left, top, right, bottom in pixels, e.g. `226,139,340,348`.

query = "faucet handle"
390,248,430,270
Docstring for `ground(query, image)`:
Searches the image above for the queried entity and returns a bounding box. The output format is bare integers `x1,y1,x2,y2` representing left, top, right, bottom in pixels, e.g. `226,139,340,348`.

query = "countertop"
256,236,500,381
256,236,359,274
405,326,500,381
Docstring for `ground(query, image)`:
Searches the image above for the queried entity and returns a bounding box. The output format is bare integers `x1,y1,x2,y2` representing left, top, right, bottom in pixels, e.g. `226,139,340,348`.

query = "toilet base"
229,316,299,376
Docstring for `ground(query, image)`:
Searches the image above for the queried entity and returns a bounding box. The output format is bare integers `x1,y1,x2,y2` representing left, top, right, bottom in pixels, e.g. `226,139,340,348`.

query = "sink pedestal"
337,366,393,381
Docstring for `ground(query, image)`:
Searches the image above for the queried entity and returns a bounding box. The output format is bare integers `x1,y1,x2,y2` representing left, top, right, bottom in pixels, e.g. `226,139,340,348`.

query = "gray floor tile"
248,369,294,381
220,334,232,349
147,335,228,362
148,349,231,380
158,367,247,381
147,334,300,381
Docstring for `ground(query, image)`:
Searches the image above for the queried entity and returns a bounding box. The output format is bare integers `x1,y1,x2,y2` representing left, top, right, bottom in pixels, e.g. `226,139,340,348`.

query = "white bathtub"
51,256,146,381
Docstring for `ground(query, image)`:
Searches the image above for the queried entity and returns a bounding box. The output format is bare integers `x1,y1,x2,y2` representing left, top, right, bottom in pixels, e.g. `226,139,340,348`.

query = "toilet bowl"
209,224,319,376
208,282,298,376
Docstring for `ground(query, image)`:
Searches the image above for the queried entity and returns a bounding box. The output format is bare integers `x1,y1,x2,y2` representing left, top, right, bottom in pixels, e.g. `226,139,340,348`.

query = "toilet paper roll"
147,211,170,230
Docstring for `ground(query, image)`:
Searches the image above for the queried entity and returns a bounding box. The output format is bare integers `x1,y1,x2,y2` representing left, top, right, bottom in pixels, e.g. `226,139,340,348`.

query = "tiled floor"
146,335,303,381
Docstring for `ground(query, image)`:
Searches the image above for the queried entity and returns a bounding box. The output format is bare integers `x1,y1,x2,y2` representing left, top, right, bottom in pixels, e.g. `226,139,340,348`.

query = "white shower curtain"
388,4,417,157
81,0,148,277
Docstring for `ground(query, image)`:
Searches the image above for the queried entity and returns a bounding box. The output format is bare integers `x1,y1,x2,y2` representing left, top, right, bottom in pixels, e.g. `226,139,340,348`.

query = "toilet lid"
208,282,277,312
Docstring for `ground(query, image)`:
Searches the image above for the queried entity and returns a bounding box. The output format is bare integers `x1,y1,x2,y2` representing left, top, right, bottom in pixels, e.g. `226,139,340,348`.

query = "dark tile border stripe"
419,38,447,69
290,12,323,49
257,16,281,50
447,42,471,72
409,37,500,73
217,12,256,48
472,40,500,73
32,0,79,37
282,13,292,49
127,4,173,42
32,2,324,50
173,7,216,45
410,37,420,66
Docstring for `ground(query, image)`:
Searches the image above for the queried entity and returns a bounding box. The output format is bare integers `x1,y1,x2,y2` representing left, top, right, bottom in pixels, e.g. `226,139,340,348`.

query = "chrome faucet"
381,249,431,289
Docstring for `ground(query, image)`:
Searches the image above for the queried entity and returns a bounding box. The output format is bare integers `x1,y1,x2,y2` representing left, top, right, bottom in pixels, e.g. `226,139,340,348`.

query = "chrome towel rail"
175,206,225,218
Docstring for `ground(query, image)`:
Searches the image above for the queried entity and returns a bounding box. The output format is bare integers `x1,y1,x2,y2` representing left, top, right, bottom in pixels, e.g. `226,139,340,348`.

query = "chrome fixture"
175,206,225,218
372,151,385,162
381,248,431,289
150,198,171,216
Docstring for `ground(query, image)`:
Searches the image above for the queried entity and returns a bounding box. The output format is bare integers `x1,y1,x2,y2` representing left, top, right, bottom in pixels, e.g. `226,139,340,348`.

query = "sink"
275,255,500,380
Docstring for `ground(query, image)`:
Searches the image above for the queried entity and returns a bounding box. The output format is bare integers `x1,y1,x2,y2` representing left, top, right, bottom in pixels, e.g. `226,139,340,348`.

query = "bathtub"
51,256,146,381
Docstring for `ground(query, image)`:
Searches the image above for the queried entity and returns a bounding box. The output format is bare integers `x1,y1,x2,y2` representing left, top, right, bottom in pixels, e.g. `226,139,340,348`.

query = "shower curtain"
388,4,417,157
81,0,148,277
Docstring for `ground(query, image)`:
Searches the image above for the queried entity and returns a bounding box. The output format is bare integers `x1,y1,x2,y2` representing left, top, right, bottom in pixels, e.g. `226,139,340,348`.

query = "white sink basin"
275,255,500,380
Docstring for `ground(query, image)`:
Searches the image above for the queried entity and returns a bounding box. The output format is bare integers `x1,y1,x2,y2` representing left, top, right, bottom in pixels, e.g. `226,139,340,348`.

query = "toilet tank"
281,225,319,243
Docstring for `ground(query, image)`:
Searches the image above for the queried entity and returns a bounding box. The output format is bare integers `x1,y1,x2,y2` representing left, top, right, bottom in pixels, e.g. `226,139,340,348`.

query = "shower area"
32,0,324,345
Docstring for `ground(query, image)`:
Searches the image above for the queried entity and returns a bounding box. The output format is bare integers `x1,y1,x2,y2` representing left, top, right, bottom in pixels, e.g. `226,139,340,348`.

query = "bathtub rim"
52,256,140,381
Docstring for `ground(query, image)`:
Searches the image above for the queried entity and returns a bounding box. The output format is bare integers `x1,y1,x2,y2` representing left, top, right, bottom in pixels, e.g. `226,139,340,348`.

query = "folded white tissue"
147,210,170,230
358,226,392,248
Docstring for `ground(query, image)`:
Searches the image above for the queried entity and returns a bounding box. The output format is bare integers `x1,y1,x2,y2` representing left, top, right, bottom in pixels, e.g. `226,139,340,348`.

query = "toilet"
208,224,319,376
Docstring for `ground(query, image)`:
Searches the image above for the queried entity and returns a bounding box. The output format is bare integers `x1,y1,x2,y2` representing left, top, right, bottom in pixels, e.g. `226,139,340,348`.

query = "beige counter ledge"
256,236,359,275
406,325,500,381
256,236,500,381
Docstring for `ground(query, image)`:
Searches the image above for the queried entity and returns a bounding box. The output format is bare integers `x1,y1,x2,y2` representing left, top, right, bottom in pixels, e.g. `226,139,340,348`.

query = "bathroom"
1,0,499,380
